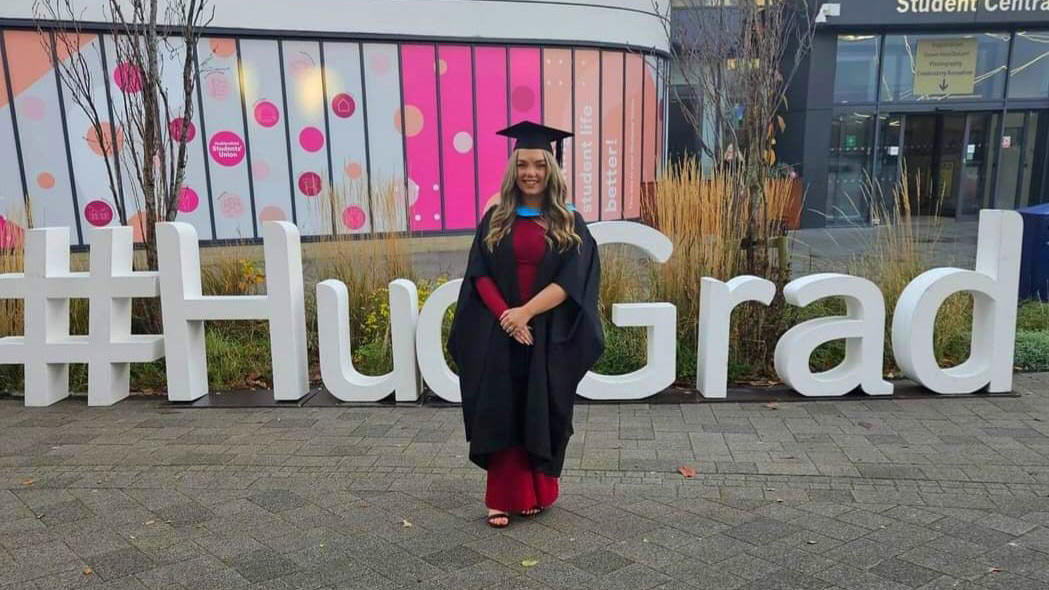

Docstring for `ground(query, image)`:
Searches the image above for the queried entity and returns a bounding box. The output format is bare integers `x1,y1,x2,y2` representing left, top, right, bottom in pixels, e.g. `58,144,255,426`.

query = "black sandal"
486,512,510,528
520,506,544,517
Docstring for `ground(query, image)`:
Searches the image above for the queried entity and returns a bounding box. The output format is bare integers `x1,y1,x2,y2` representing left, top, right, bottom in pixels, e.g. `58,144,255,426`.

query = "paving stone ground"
2,373,1049,589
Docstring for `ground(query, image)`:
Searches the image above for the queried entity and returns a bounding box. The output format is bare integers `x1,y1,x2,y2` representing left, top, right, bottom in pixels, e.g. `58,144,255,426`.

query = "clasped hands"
499,307,534,345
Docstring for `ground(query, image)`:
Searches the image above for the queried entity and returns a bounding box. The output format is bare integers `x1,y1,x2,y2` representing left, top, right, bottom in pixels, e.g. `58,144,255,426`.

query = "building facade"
785,0,1049,227
0,0,669,246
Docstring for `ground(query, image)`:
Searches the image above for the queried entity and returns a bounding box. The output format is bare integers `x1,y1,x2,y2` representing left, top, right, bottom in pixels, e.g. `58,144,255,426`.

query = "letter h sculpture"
157,221,308,402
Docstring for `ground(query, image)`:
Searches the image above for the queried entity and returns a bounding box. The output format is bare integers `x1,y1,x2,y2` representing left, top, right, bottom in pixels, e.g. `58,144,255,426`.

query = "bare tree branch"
34,0,213,332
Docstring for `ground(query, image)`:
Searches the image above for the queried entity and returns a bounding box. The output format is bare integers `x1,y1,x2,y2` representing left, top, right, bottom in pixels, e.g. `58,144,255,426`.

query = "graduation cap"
496,120,573,166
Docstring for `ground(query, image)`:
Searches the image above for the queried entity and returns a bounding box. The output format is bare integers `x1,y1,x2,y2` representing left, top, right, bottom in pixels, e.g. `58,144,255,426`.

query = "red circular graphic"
342,206,366,230
178,186,199,213
299,127,325,152
254,101,281,127
331,93,357,118
511,85,535,112
169,117,196,143
114,62,143,93
298,172,323,197
206,72,230,100
219,193,244,218
208,131,246,167
84,200,114,227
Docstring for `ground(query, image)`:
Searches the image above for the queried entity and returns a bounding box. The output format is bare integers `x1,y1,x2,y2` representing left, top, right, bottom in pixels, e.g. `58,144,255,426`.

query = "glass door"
936,114,966,218
958,112,999,218
827,112,875,224
996,110,1049,209
874,113,902,221
900,114,938,215
892,111,1000,219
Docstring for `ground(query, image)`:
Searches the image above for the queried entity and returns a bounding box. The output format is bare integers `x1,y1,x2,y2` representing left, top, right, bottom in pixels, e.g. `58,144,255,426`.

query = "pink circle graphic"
299,127,325,152
254,101,280,127
0,216,22,249
169,117,196,143
178,186,199,213
22,96,46,120
511,86,535,112
331,93,356,119
252,161,271,181
289,55,313,80
206,72,230,100
114,62,143,93
84,200,114,227
298,172,323,197
219,193,244,218
208,131,246,167
453,131,473,154
395,179,421,206
369,52,391,74
344,162,363,179
37,172,55,190
342,206,366,230
395,105,424,137
259,205,287,223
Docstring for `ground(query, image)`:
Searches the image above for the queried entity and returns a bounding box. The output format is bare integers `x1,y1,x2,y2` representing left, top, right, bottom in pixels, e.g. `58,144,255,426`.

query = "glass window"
881,33,1009,102
826,112,875,224
1009,31,1049,99
834,35,879,103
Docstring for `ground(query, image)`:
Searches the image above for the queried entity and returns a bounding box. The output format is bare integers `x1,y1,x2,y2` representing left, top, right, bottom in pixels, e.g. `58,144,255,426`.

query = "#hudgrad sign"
0,210,1022,407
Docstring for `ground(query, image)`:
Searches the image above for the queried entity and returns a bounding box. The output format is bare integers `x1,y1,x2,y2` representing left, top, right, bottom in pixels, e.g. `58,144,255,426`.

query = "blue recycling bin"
1019,203,1049,301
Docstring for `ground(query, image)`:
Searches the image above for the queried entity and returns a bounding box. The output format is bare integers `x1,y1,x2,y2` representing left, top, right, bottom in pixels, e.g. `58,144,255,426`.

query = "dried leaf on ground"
401,519,412,528
677,465,697,478
82,567,93,576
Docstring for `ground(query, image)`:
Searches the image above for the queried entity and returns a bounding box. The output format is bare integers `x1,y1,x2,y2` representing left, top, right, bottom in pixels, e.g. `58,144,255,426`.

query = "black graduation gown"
446,208,603,477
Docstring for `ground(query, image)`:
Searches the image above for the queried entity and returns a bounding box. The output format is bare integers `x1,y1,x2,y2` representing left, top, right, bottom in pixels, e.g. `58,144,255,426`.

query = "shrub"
1016,330,1049,372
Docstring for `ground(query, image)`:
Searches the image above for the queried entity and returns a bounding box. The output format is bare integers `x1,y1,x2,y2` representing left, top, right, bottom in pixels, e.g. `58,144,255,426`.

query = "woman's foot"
486,510,510,528
520,505,543,517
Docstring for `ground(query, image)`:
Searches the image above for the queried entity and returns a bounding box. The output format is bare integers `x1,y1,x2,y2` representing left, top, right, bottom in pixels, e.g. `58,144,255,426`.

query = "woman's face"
515,149,548,199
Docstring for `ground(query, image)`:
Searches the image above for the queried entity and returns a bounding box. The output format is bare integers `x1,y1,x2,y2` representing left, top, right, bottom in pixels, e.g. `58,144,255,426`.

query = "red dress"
473,217,559,513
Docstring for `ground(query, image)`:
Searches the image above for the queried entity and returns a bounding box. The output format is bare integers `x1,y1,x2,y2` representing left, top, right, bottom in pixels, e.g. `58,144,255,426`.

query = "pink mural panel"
573,49,599,221
543,48,573,202
623,53,644,219
642,57,658,185
600,51,623,221
438,45,476,230
0,28,666,242
475,46,508,214
656,59,665,178
401,44,441,232
508,47,541,126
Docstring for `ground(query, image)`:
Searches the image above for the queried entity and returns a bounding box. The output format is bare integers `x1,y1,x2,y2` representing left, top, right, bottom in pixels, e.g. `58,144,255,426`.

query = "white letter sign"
697,276,776,398
318,278,420,402
580,221,676,400
892,210,1022,394
0,227,163,407
158,221,309,402
774,274,893,397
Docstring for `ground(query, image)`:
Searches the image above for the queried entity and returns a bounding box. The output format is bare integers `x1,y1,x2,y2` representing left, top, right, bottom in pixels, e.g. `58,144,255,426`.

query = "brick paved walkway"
2,373,1049,589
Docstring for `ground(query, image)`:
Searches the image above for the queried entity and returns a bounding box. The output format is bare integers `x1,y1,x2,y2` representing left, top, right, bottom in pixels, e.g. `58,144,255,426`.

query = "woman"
446,120,604,529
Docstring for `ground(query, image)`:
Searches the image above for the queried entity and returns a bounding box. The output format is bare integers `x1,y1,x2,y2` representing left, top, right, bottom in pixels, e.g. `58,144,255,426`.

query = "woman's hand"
511,326,534,346
500,307,533,336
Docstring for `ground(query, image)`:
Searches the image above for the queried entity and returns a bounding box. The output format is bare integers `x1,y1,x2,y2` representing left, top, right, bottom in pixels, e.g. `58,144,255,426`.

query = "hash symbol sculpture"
0,227,163,406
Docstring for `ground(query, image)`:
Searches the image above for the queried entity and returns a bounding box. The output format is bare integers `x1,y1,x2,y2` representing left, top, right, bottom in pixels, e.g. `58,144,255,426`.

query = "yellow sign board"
914,38,977,96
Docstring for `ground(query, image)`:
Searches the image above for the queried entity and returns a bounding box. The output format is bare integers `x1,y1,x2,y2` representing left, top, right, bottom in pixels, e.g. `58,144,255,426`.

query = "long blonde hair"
484,149,582,253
